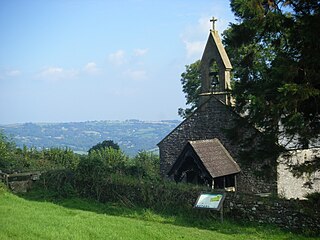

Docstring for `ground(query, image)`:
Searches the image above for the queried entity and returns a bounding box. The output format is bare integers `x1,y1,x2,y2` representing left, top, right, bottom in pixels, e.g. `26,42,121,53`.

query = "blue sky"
0,0,235,124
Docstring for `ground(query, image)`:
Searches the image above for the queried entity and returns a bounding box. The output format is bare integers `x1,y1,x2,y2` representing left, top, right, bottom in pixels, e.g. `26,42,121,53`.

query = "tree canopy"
178,60,201,118
225,0,320,148
88,140,120,154
179,0,320,149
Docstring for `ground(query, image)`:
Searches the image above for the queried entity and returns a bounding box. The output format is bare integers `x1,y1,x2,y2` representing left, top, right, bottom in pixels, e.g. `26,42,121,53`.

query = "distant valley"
0,120,180,156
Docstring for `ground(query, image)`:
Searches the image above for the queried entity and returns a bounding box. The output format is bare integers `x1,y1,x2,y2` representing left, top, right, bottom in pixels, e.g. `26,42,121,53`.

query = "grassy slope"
0,189,317,240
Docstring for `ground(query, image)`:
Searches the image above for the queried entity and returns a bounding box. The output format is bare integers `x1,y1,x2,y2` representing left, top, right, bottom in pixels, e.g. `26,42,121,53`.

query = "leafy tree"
0,132,15,170
224,0,320,148
0,130,80,172
88,147,128,174
88,140,120,154
178,60,201,118
131,151,160,181
179,1,320,149
42,148,80,170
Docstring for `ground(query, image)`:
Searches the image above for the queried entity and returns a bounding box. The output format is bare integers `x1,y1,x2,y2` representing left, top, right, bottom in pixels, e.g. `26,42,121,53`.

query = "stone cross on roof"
210,17,217,31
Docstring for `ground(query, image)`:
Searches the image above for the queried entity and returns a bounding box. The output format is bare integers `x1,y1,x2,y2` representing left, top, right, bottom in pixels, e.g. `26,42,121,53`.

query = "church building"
158,18,320,197
158,18,279,194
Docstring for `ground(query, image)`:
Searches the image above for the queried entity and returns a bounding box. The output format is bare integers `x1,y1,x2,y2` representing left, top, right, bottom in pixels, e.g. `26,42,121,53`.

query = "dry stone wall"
76,178,320,235
225,192,320,235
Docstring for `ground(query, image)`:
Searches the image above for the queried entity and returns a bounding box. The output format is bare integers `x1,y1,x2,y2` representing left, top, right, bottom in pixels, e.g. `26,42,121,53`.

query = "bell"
210,71,219,91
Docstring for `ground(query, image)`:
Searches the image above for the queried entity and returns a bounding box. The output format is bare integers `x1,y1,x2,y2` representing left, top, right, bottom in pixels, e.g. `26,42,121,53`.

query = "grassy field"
0,186,317,240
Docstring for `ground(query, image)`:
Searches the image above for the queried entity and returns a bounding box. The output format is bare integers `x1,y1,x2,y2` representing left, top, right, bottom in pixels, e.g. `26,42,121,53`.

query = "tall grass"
0,185,316,240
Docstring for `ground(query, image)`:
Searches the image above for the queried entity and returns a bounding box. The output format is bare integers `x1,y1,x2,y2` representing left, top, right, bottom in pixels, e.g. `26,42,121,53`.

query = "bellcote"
199,18,233,106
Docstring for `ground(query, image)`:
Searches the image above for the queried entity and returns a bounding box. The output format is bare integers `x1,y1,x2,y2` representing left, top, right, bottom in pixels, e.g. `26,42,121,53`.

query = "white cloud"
6,70,21,77
181,16,231,60
182,17,209,42
134,48,149,57
108,50,126,65
183,40,205,59
84,62,100,75
113,87,138,97
181,17,208,60
37,67,78,81
124,69,147,81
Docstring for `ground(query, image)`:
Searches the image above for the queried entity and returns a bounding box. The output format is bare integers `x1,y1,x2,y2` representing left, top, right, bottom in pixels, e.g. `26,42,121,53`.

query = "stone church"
158,19,320,197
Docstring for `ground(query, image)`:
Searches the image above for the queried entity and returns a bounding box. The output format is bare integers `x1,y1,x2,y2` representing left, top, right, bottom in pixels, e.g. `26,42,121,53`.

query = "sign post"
194,193,226,222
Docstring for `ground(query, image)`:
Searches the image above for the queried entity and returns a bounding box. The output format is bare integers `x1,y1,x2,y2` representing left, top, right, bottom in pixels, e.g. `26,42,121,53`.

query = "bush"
0,132,18,171
40,169,77,197
0,181,8,195
1,129,80,172
88,147,129,174
129,151,160,181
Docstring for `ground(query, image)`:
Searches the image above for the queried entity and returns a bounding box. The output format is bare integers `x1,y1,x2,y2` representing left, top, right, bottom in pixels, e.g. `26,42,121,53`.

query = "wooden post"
220,202,224,223
5,174,9,187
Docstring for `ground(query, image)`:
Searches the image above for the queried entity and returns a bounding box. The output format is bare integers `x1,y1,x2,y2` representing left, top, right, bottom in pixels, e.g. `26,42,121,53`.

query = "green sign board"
194,193,225,211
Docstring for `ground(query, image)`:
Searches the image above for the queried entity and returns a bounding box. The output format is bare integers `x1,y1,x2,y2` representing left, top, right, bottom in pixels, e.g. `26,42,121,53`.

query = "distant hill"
0,120,180,156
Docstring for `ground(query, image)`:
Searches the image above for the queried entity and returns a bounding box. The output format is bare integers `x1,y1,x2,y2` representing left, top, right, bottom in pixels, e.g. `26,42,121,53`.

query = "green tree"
88,140,120,154
88,147,128,174
178,60,201,118
224,0,320,148
131,151,160,181
0,132,15,170
179,1,320,149
42,148,79,170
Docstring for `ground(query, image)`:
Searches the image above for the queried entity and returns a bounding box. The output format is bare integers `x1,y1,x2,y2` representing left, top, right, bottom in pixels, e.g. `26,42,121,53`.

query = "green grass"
0,187,318,239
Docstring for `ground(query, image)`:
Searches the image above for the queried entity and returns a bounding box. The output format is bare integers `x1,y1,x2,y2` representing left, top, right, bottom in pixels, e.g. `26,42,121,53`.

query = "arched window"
209,59,220,92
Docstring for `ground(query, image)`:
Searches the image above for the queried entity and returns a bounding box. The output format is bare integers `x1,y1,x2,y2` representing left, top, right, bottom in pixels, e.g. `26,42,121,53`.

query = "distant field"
0,189,315,240
0,120,180,156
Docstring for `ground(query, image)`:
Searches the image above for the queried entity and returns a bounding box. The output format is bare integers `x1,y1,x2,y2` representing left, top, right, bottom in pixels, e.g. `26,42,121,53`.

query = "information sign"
194,193,225,211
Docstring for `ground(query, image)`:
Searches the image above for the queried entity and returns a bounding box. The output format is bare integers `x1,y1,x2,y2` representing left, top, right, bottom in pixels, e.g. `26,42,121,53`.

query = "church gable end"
158,95,278,194
158,18,278,194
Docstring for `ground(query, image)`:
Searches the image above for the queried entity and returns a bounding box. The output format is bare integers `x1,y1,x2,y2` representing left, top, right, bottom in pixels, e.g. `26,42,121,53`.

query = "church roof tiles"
188,139,240,178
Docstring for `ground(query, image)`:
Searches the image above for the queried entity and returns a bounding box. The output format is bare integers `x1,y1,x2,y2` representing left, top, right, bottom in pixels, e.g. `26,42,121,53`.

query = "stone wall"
277,148,320,199
39,168,320,235
158,96,278,194
74,178,320,235
9,180,32,193
224,192,320,235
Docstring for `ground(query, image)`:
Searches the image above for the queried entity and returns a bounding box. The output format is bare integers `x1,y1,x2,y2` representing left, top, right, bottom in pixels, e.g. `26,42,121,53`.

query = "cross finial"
210,17,217,31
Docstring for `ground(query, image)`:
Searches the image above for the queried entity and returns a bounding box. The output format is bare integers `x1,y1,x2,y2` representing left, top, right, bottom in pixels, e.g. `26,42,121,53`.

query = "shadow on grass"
16,187,311,239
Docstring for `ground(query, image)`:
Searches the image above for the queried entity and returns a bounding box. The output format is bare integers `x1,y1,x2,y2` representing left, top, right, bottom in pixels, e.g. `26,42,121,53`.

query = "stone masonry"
278,148,320,199
158,96,278,194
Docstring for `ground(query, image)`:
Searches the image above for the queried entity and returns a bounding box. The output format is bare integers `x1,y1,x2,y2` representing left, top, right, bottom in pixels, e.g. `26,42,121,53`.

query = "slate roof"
184,138,240,178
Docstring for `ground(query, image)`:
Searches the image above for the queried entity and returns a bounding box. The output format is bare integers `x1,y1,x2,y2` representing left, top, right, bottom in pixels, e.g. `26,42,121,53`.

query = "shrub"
128,151,160,181
88,147,129,174
40,169,77,197
0,181,8,194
